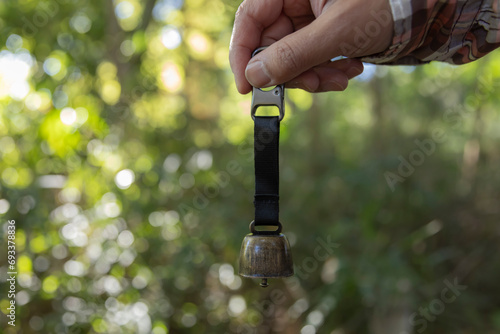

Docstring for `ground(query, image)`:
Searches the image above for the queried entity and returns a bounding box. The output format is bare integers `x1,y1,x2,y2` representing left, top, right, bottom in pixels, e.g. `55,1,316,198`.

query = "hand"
229,0,394,94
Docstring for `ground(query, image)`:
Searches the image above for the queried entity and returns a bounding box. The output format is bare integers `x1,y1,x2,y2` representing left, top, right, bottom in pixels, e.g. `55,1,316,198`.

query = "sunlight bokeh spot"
52,244,68,259
148,211,164,227
115,169,135,189
118,249,136,266
132,275,148,289
120,39,136,56
0,199,10,214
18,254,33,273
6,34,23,51
100,79,121,105
2,167,19,186
115,1,135,19
60,107,77,125
70,14,92,34
62,296,85,312
153,0,184,21
117,230,135,247
9,80,30,100
52,90,68,109
161,224,181,241
228,295,246,316
103,275,122,295
0,136,15,153
97,61,118,79
151,325,168,334
179,173,195,189
30,235,49,253
16,290,31,306
163,154,181,173
307,310,324,327
103,202,121,218
301,324,316,334
161,26,182,49
165,210,180,225
42,276,59,294
161,62,183,92
189,150,212,170
59,187,81,203
227,276,242,290
181,314,196,327
43,57,62,76
64,260,86,276
0,50,33,100
25,92,42,111
75,107,89,125
218,263,235,286
187,31,211,59
62,312,76,326
133,301,149,317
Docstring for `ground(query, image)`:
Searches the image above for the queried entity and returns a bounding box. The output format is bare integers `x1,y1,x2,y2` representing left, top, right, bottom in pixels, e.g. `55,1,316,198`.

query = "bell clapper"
260,278,268,288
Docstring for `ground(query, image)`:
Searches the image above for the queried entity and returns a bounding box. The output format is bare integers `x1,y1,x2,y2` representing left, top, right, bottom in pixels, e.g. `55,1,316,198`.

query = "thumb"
245,35,330,88
245,16,340,88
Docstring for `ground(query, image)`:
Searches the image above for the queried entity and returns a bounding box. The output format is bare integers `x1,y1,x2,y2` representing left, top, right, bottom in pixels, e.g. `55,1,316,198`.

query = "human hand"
229,0,394,94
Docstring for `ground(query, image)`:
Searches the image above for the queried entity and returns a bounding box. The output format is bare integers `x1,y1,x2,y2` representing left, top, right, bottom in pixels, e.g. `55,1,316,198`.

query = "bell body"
239,233,294,278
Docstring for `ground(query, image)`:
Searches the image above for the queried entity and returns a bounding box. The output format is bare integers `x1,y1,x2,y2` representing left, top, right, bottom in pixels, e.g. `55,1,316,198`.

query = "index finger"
229,0,284,94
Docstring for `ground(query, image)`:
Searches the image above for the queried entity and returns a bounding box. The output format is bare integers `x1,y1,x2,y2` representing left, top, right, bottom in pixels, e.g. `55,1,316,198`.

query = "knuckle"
235,1,247,19
274,41,301,75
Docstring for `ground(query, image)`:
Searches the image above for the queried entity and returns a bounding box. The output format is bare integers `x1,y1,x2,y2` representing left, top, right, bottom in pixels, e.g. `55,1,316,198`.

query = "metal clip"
250,47,285,121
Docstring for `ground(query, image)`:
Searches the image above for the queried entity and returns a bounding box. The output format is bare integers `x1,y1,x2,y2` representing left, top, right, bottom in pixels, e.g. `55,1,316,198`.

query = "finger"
286,68,348,92
286,59,364,93
328,58,364,79
229,0,284,94
260,13,294,46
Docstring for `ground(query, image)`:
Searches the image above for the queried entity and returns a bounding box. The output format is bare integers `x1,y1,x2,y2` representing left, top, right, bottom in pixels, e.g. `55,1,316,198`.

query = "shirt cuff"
361,0,500,65
361,0,416,64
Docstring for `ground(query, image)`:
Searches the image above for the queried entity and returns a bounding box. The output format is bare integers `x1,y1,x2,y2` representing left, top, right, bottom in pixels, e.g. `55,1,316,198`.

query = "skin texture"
229,0,394,93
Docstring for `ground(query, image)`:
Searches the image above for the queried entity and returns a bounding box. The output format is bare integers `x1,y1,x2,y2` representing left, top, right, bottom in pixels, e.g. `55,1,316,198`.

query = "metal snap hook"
250,47,285,121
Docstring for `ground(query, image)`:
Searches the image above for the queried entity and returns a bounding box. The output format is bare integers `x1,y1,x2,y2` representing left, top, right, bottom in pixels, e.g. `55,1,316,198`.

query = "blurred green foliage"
1,0,500,333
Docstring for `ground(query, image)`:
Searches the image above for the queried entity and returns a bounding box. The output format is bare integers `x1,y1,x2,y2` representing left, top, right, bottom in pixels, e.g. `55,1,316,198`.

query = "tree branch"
136,0,157,32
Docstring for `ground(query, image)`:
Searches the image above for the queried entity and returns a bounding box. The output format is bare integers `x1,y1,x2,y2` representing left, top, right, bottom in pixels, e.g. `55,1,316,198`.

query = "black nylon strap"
254,116,280,226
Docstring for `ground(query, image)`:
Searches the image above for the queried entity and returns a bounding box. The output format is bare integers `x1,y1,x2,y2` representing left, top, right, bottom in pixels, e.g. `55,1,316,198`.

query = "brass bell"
239,221,294,287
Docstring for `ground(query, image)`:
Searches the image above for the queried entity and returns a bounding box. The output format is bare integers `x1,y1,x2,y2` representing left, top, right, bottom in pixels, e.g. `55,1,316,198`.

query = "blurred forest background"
1,0,500,333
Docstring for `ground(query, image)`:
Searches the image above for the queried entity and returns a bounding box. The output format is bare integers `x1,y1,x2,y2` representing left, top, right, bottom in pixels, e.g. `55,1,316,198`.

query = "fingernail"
302,82,314,92
325,81,346,91
245,60,272,87
346,66,363,78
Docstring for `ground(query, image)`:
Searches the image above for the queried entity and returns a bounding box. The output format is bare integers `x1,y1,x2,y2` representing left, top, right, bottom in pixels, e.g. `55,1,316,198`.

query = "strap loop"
250,220,282,235
254,116,280,226
251,47,285,232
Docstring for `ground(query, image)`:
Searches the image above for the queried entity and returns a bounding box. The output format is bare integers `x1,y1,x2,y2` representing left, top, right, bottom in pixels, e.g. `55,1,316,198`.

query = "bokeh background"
1,0,500,333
